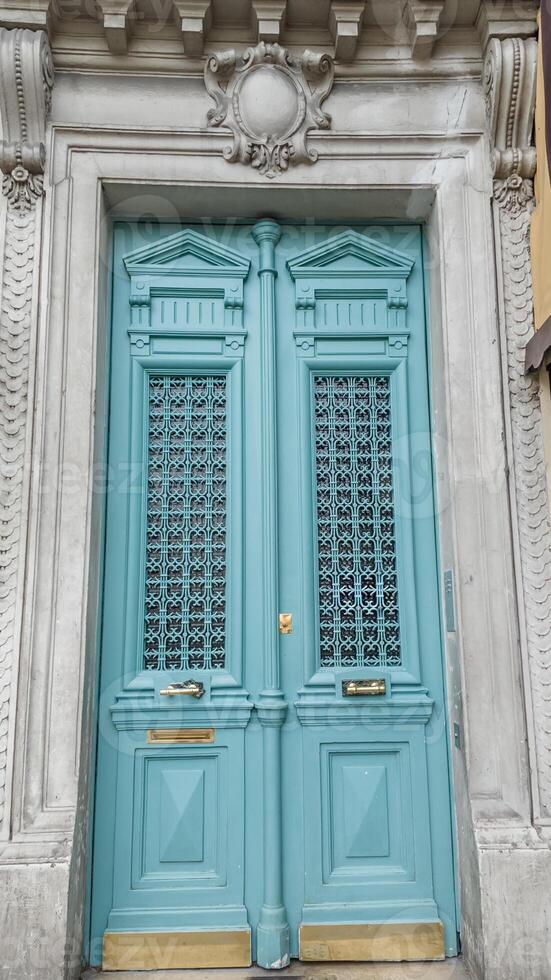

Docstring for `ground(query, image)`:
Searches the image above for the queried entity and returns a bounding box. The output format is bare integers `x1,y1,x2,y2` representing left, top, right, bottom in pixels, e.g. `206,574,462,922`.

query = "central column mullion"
251,218,290,970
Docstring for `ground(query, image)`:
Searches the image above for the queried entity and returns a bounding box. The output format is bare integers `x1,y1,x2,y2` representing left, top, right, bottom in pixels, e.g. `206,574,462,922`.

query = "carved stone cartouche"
204,41,334,178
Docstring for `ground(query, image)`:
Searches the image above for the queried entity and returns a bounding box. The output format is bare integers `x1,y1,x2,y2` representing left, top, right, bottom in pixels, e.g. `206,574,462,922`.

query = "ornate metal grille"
143,375,227,671
313,375,401,669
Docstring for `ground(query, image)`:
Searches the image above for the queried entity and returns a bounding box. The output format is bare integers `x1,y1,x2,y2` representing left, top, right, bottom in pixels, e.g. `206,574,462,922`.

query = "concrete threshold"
82,958,471,980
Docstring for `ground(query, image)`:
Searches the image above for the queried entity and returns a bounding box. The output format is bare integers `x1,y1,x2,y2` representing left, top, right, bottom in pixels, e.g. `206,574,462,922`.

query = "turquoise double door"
89,220,458,970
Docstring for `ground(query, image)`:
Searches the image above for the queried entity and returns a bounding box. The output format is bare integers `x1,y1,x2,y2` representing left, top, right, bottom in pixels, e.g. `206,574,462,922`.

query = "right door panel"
275,225,458,962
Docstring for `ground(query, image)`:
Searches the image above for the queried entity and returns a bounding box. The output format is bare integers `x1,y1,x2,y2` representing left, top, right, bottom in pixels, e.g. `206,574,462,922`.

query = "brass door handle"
160,681,205,699
342,678,386,697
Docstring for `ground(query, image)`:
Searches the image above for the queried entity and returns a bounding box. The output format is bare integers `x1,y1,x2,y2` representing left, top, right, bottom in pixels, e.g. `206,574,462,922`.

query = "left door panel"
90,224,255,970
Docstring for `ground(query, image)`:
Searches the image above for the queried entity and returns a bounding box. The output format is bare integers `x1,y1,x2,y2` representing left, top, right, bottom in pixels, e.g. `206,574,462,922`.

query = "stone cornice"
0,0,542,66
0,27,53,208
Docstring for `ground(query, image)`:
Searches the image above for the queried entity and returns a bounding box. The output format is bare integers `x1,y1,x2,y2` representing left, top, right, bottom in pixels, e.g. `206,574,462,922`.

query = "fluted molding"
485,34,551,820
0,27,52,831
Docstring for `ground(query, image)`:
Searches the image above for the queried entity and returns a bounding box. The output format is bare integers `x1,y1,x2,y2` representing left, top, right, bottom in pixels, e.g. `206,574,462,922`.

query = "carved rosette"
0,28,52,830
204,42,334,178
485,35,551,819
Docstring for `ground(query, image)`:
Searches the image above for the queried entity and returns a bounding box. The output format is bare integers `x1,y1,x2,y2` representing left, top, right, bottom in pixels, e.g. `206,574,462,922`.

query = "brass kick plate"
103,929,251,970
147,728,215,745
299,922,445,962
342,678,386,697
279,613,293,634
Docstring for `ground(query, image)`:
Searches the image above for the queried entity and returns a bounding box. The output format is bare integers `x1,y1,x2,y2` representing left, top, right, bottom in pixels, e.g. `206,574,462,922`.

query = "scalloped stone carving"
495,185,551,821
204,42,334,178
0,27,52,830
0,204,35,828
485,34,551,820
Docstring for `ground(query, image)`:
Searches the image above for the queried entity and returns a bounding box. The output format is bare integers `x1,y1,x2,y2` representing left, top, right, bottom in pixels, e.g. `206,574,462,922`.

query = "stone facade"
0,2,550,978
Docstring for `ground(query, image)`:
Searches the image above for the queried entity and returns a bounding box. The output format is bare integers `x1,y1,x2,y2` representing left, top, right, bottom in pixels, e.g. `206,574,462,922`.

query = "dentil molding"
402,0,445,59
0,28,53,208
485,34,551,821
205,42,334,178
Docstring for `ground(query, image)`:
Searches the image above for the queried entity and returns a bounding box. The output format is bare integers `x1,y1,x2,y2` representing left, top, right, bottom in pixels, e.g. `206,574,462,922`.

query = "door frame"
19,123,529,977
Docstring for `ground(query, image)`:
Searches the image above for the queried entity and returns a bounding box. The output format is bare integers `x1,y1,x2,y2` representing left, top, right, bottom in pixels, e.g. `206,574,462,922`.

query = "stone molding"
23,123,533,978
204,42,334,178
485,34,551,821
0,26,52,832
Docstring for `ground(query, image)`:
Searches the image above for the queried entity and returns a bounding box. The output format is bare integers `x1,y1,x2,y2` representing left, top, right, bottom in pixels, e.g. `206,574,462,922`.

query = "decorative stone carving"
205,42,334,178
0,204,35,828
0,27,52,830
0,28,53,208
484,36,537,190
485,35,551,820
476,0,538,53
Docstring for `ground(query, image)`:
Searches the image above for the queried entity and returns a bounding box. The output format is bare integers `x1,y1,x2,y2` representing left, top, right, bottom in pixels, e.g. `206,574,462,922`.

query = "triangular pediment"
287,230,414,278
123,228,251,279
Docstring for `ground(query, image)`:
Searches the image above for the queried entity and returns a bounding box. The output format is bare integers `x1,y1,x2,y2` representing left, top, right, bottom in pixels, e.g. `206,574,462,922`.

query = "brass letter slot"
160,681,205,698
342,678,386,697
147,728,215,745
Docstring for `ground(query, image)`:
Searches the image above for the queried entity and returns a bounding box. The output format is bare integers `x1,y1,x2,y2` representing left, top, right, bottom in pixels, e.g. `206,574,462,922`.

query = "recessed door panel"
137,751,222,883
303,728,434,911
